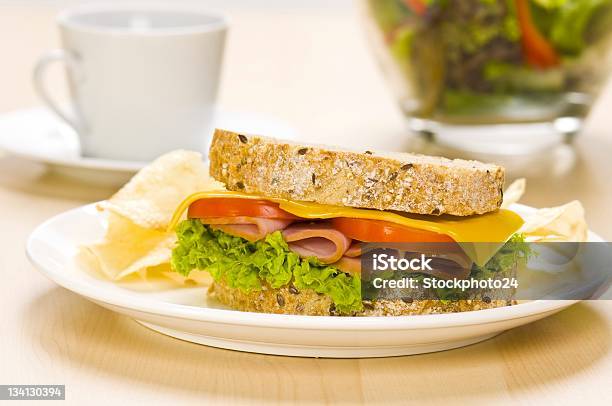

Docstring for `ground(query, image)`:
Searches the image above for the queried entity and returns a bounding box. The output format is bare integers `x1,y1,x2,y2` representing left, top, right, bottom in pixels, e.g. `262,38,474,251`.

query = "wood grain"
0,2,611,405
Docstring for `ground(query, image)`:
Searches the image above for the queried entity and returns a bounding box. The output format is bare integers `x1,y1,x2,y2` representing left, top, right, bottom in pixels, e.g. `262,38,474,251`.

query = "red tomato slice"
188,198,456,243
330,217,455,243
188,198,302,220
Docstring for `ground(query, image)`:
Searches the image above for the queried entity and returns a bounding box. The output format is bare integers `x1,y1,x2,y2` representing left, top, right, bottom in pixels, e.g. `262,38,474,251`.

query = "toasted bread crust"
209,280,514,316
209,129,504,216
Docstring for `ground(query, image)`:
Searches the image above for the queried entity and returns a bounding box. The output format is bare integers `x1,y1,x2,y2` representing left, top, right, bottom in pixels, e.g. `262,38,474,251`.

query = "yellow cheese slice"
168,191,524,266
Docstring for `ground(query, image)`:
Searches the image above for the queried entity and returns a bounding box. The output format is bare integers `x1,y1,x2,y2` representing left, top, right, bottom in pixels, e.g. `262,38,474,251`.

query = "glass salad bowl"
362,0,612,154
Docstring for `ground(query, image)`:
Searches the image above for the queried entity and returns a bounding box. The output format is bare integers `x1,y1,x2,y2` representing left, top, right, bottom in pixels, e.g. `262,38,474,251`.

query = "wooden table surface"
1,1,611,404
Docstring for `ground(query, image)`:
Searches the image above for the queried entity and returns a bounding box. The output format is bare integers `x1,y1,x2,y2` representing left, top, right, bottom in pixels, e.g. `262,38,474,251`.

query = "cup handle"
33,49,85,133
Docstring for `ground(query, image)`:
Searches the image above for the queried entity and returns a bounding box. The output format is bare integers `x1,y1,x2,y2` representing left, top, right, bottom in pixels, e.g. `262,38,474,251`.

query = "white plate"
26,203,593,358
0,107,298,185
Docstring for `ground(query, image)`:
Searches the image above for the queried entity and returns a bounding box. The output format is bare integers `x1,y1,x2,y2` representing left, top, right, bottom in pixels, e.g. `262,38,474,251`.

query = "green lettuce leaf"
171,220,362,314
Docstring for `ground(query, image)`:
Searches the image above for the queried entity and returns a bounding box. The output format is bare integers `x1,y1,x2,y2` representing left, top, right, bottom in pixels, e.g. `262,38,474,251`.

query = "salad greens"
367,0,612,121
171,219,362,314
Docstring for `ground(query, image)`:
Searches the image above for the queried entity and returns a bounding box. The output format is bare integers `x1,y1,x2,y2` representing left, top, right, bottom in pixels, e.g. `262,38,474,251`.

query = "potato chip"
99,150,222,230
501,178,526,209
520,200,588,242
80,212,176,280
80,149,225,282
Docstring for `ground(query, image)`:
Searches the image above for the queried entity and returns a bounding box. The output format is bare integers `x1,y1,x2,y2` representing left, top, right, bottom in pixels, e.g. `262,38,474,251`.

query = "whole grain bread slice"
210,280,514,316
209,129,504,216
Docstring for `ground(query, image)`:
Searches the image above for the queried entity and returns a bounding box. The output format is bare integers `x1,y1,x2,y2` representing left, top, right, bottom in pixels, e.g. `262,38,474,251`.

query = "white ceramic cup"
33,4,227,161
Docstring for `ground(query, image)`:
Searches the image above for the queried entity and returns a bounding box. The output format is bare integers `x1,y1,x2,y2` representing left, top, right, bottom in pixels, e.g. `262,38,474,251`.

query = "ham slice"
400,244,472,279
344,243,362,258
203,217,294,242
332,245,472,278
202,216,471,279
423,257,471,280
332,256,361,274
331,253,471,279
282,222,352,264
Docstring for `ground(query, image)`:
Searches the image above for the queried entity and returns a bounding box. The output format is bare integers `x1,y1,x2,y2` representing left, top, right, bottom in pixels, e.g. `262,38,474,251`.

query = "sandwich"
168,129,528,316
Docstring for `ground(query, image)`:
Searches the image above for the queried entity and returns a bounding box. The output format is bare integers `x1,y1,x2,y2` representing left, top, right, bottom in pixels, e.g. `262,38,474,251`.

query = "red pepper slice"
515,0,559,68
403,0,427,16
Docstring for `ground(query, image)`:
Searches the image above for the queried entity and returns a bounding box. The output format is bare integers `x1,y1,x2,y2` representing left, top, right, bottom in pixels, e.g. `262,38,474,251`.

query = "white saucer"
26,202,597,358
0,107,298,185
